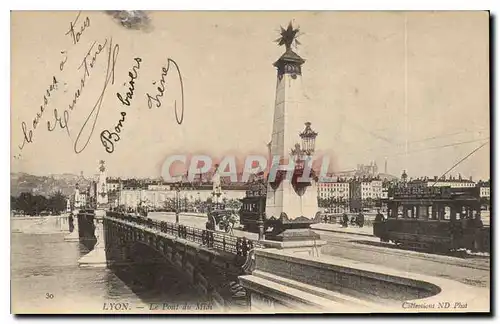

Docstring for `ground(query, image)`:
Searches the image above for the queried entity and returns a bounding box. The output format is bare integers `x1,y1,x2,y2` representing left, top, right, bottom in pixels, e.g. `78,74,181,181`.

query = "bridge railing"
106,212,263,258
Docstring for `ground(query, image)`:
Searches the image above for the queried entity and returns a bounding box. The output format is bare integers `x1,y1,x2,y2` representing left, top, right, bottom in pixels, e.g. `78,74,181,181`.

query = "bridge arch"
103,214,252,309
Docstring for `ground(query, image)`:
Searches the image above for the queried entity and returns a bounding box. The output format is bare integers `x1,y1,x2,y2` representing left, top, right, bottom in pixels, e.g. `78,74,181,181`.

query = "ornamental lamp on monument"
265,22,321,243
300,122,318,156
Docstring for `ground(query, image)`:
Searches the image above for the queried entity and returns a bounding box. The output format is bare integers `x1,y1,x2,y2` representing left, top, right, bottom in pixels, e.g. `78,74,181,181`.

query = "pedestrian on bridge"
225,211,239,235
342,213,349,228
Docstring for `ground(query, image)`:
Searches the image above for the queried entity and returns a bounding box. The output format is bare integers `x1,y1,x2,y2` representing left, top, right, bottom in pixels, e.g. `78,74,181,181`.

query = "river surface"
11,216,208,314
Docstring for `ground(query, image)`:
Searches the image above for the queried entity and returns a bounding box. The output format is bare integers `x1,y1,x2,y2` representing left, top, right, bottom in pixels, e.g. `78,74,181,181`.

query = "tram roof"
383,197,480,203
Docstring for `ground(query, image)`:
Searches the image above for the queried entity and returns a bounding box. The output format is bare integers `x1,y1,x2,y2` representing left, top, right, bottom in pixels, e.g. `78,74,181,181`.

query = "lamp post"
174,181,181,224
256,180,266,241
212,191,221,210
211,164,222,211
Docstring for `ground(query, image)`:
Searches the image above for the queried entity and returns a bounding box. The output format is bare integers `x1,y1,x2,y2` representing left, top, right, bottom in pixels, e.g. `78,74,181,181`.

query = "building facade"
477,180,490,198
317,177,350,213
118,187,247,209
349,177,383,211
317,178,350,200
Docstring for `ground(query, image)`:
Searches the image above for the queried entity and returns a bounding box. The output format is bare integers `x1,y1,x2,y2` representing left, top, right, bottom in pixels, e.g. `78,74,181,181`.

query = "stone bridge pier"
78,209,107,268
64,210,80,242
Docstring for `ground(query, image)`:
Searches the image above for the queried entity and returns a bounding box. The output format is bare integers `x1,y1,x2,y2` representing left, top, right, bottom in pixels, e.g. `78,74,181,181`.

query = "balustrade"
106,212,262,258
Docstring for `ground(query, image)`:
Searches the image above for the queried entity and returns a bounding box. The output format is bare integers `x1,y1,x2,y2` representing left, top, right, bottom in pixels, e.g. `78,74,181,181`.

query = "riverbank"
11,214,69,221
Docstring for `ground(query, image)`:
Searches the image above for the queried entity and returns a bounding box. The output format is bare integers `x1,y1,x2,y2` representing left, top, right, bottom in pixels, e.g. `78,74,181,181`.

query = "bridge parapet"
106,211,263,259
103,211,263,309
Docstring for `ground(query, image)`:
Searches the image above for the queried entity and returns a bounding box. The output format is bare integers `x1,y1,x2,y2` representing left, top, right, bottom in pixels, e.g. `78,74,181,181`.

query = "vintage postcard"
10,11,490,314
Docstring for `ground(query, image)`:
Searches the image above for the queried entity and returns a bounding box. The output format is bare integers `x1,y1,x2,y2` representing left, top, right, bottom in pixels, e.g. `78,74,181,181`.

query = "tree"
17,192,34,215
33,195,48,215
48,191,66,214
11,195,18,210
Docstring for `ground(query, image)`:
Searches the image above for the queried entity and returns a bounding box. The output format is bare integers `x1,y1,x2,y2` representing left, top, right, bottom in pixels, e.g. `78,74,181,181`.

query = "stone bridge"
75,209,261,309
71,209,489,313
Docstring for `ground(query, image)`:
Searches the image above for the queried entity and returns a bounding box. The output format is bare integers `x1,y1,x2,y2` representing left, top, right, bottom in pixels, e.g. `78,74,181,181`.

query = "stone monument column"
264,22,323,249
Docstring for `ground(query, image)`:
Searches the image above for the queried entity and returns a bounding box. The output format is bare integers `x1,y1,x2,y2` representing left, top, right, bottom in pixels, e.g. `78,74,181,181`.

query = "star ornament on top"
275,22,302,51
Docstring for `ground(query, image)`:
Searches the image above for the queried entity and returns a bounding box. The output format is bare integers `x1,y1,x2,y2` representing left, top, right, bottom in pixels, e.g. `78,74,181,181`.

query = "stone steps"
239,270,383,312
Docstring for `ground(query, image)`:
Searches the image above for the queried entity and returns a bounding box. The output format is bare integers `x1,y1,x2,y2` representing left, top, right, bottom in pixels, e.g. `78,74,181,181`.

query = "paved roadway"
147,212,490,289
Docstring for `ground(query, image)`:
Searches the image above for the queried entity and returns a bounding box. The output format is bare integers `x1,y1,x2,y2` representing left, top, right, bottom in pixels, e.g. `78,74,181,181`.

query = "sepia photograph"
9,9,491,314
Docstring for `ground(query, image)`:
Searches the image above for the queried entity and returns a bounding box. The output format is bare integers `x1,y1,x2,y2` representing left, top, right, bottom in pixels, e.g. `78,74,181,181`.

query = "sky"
10,11,490,180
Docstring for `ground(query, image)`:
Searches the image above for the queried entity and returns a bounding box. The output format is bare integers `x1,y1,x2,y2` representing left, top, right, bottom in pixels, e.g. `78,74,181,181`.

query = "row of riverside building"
317,171,490,213
70,171,490,213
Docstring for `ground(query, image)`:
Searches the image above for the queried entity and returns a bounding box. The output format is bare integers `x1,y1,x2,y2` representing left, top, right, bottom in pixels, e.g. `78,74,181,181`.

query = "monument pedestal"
264,225,324,256
78,209,107,268
260,237,326,257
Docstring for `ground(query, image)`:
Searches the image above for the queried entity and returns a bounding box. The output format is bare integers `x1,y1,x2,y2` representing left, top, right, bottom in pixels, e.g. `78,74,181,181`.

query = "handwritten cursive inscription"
46,37,119,154
18,76,59,150
100,112,126,153
146,58,184,124
117,58,142,106
100,58,142,153
65,11,91,45
59,51,68,71
74,39,119,154
16,25,185,159
47,39,109,139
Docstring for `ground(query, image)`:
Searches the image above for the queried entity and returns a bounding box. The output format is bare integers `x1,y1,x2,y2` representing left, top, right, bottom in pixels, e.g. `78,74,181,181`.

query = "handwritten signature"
146,58,184,125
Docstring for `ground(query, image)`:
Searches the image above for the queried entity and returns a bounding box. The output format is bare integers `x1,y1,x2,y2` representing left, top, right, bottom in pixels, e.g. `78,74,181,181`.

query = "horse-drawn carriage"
205,209,238,234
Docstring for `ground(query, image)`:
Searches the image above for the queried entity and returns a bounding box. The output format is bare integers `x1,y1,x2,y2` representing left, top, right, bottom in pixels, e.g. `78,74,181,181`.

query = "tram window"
443,206,451,220
388,206,396,218
418,206,428,219
427,206,433,219
397,205,403,218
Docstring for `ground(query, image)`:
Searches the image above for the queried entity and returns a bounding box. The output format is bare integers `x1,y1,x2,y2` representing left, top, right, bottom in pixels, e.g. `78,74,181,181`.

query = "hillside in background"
10,172,91,198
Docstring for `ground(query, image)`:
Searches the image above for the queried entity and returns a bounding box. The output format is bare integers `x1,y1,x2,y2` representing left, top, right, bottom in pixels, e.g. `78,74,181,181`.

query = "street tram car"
373,186,490,252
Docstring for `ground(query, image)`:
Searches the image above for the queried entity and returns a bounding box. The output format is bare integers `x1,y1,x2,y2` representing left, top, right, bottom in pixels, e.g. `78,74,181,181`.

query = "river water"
11,216,209,314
